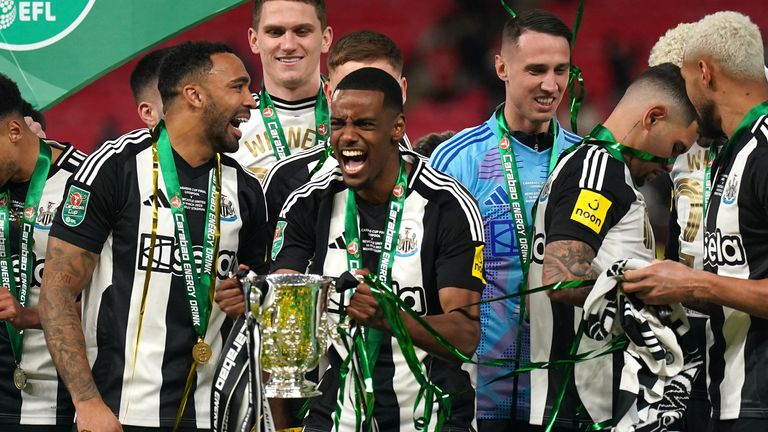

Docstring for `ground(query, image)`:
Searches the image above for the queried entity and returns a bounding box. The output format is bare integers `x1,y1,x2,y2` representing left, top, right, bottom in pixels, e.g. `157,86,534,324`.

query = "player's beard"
698,100,722,139
203,99,239,154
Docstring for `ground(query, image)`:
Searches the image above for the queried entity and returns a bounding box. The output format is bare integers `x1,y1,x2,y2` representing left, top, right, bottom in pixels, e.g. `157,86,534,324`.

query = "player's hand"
215,264,249,319
75,398,122,432
0,287,27,328
24,116,46,138
347,282,390,331
621,260,697,305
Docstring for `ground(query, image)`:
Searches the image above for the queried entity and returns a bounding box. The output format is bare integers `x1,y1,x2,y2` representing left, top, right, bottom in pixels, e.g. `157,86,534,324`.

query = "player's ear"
392,113,405,143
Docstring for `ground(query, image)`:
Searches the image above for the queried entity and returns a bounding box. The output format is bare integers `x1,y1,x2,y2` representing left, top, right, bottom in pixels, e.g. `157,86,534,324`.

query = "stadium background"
39,0,768,246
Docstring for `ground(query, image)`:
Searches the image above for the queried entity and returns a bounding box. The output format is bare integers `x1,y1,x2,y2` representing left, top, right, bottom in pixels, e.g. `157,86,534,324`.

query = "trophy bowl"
246,273,330,398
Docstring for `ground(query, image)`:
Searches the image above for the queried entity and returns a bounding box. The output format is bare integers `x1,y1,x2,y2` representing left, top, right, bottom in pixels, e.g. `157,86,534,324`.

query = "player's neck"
720,82,768,139
13,135,59,183
503,103,551,134
262,74,321,101
355,155,409,205
165,118,213,168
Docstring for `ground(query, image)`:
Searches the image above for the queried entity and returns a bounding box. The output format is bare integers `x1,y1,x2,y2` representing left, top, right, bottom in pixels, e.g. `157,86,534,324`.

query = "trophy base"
264,377,322,399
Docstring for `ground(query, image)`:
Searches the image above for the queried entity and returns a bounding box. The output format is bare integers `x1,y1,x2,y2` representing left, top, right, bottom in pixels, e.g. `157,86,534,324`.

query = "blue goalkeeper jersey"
429,113,581,420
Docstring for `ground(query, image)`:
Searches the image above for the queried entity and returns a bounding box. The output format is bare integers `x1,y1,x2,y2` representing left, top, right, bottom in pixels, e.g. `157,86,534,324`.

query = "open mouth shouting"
339,148,368,175
228,112,250,140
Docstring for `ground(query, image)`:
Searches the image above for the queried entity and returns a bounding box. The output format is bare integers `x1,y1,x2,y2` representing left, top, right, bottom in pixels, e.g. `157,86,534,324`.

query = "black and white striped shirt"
704,113,768,420
49,129,270,428
271,152,485,431
528,143,655,428
0,140,85,426
231,93,320,181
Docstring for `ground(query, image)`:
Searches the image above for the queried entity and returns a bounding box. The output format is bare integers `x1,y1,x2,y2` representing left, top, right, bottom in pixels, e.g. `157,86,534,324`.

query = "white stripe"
280,171,341,217
262,144,326,192
579,146,597,188
587,150,601,189
419,168,484,242
595,151,608,190
76,129,149,184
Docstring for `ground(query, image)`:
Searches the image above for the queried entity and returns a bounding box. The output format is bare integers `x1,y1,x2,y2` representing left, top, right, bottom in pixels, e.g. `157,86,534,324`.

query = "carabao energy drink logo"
0,0,95,51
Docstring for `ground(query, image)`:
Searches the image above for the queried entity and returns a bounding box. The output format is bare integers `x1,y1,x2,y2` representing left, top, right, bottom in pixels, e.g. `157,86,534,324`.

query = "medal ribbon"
704,101,768,212
583,123,676,189
151,124,221,431
259,85,330,162
1,139,51,367
155,125,221,343
494,104,559,419
339,159,407,429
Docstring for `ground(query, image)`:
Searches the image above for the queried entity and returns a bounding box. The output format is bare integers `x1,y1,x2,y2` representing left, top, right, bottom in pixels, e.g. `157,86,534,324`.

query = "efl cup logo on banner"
316,123,327,136
0,0,95,51
262,106,274,118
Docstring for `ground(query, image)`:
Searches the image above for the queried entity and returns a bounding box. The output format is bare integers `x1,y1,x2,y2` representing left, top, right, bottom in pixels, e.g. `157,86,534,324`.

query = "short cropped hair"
629,63,698,124
334,67,403,113
328,30,403,75
253,0,327,28
157,41,235,107
414,131,455,158
502,9,572,48
0,73,24,120
648,22,694,67
130,47,172,103
21,100,46,131
684,11,765,80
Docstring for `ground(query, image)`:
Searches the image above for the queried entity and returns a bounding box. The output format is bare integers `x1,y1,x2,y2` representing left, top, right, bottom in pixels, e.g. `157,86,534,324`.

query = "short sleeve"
50,155,119,254
269,190,317,273
236,170,270,275
544,148,636,254
435,196,486,293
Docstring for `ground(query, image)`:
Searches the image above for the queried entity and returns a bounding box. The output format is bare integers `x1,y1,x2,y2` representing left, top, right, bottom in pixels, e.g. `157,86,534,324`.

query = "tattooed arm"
39,237,122,432
542,240,597,307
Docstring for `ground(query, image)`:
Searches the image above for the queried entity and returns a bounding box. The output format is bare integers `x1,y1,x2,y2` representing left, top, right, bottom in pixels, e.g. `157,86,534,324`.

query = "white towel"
583,259,704,431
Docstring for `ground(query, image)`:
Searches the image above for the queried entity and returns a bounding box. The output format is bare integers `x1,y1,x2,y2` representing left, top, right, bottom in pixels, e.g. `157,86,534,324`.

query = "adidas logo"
328,235,346,250
484,185,508,206
143,190,171,208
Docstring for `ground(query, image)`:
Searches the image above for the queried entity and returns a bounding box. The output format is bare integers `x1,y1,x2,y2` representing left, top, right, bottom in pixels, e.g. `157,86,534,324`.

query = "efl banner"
0,0,247,110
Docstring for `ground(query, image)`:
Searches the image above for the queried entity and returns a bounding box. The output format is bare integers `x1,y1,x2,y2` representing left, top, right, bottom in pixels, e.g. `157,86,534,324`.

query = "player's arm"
622,260,768,319
542,240,597,306
39,238,121,431
0,288,41,329
347,283,479,360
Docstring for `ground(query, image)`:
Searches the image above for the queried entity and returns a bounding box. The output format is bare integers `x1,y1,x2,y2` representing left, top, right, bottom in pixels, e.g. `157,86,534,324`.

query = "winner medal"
13,366,27,390
192,339,212,365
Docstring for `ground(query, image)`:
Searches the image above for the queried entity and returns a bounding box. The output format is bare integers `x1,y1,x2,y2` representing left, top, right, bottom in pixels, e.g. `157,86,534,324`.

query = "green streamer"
568,0,586,133
499,0,517,18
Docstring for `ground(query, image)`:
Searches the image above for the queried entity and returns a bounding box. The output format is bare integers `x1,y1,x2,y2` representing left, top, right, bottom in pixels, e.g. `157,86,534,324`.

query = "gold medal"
192,340,212,365
13,366,27,390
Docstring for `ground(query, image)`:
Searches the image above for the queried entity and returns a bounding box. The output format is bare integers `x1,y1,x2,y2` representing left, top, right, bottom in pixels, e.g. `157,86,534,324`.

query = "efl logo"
262,106,274,118
392,185,404,198
24,206,34,219
0,1,95,51
170,196,182,209
346,240,359,256
316,123,327,136
69,192,82,206
499,137,511,150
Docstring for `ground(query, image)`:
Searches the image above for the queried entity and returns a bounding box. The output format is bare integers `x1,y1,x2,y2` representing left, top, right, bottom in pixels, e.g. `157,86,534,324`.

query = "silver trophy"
242,273,332,398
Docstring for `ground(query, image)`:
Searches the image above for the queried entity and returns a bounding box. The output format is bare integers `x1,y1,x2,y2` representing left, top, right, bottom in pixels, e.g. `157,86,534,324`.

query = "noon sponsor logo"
570,189,612,234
